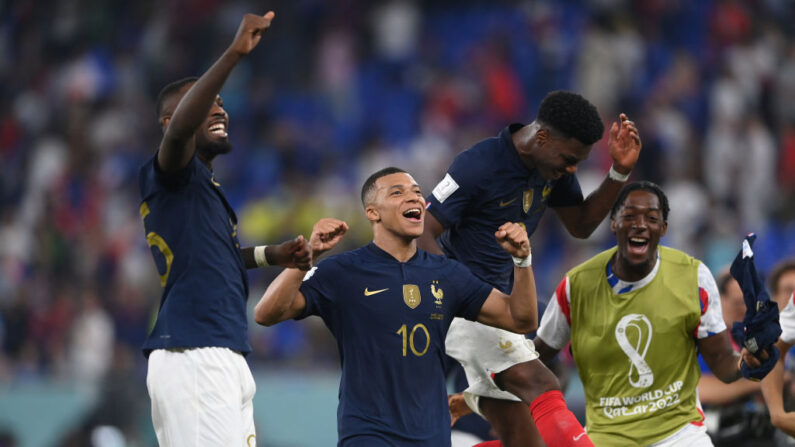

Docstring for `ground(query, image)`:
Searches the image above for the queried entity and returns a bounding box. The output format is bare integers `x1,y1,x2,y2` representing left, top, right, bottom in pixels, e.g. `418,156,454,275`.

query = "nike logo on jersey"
573,432,587,441
499,197,517,207
364,288,389,296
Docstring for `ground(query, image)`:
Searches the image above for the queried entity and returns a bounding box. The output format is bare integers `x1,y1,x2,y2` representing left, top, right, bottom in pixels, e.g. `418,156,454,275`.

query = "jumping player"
419,90,640,445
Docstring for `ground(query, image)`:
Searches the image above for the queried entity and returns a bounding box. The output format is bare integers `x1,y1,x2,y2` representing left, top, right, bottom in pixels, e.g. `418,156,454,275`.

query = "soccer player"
769,259,795,310
697,271,770,445
138,12,312,446
761,259,795,436
419,90,640,445
533,181,767,446
254,167,588,446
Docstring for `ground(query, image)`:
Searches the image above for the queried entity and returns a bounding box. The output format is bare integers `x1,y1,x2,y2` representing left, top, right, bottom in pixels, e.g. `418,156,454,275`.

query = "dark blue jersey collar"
365,241,421,264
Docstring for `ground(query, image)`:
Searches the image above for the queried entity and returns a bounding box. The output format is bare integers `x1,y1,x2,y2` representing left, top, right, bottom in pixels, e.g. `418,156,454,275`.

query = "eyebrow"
622,205,661,212
388,183,420,190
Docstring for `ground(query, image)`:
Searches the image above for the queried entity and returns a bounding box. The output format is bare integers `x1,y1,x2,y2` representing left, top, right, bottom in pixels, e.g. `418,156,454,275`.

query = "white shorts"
445,317,539,414
147,347,256,447
648,422,712,447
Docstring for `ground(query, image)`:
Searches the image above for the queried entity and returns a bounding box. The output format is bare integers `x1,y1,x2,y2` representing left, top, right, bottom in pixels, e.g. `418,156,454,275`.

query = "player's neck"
197,151,214,170
372,233,417,263
611,254,654,283
512,123,538,170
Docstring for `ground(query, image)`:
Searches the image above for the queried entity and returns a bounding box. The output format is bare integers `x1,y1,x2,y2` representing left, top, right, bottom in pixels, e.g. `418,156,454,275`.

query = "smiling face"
162,83,231,159
611,190,667,278
521,128,593,181
365,172,425,240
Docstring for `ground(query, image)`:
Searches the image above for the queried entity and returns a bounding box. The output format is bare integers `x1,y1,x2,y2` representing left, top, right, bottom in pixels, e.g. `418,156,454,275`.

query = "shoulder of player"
140,151,201,193
453,138,502,173
658,245,701,267
568,247,617,279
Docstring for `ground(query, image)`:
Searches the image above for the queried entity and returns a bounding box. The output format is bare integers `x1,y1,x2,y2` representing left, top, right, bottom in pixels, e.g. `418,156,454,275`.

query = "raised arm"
476,222,537,333
417,211,445,255
254,218,348,326
554,113,641,238
762,339,795,435
158,12,275,172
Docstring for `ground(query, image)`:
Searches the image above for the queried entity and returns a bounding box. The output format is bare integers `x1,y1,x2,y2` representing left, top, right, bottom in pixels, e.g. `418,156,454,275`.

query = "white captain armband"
608,165,631,182
254,245,269,267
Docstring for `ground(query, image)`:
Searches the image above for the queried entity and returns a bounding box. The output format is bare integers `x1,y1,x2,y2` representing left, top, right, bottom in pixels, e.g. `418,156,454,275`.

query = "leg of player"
479,397,540,446
493,359,593,447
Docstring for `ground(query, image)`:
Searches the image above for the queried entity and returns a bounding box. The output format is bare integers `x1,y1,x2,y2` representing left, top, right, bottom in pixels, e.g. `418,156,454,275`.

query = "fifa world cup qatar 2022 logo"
615,314,654,388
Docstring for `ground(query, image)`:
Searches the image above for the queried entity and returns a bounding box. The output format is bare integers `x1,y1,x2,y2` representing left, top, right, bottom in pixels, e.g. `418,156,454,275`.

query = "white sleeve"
696,263,727,339
780,293,795,345
537,277,572,350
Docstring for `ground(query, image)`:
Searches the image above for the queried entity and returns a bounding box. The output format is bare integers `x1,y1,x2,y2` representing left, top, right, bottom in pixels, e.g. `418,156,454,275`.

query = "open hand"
229,12,275,56
310,218,349,259
495,222,530,259
608,113,641,175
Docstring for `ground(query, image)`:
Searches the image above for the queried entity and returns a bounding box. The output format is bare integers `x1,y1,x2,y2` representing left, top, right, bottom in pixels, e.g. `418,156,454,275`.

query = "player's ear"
536,128,549,145
160,116,171,132
365,204,380,223
660,221,668,237
610,217,617,233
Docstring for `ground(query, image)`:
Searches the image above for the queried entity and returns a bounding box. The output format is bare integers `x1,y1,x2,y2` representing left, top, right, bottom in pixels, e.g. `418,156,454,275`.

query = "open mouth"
209,122,228,138
628,237,649,255
402,208,422,222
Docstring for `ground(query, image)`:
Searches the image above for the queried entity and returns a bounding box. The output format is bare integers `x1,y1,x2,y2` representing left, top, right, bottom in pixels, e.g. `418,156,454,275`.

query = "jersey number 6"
140,202,174,287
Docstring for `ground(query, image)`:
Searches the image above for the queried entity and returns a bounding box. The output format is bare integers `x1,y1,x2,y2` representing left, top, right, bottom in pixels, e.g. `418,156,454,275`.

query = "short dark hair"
155,76,198,119
537,90,604,145
768,259,795,294
361,167,408,207
716,269,734,296
610,181,670,223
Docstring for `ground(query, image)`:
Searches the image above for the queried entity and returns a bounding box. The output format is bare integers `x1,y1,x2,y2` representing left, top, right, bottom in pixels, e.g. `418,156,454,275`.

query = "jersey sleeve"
536,276,572,350
446,260,493,321
546,174,584,208
780,293,795,345
694,263,727,339
297,259,339,320
425,150,485,228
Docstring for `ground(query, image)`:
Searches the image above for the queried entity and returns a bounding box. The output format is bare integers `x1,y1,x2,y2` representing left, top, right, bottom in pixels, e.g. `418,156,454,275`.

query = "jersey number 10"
396,323,430,357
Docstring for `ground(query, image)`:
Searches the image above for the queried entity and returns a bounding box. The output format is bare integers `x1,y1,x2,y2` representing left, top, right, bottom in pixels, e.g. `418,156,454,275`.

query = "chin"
199,138,232,156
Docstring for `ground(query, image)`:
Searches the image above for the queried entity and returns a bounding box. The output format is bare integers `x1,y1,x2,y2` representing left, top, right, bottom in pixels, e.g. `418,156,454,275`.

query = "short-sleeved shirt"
425,124,583,292
298,243,492,446
537,247,726,445
138,154,250,356
539,254,725,349
780,293,795,345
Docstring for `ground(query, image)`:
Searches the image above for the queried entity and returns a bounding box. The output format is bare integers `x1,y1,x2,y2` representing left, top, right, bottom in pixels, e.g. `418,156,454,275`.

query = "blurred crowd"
1,0,795,444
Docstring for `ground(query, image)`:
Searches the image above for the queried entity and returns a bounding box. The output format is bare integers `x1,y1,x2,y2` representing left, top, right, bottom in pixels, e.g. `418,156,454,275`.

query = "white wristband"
608,165,630,182
254,245,269,267
512,253,532,268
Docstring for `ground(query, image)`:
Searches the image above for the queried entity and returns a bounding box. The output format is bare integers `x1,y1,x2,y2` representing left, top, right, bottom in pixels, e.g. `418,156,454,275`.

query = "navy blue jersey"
298,243,492,446
426,124,584,292
138,154,250,356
